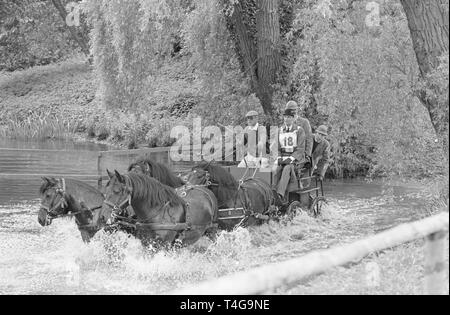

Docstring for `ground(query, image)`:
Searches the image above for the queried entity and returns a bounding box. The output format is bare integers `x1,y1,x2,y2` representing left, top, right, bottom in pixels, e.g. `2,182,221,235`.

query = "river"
0,139,433,294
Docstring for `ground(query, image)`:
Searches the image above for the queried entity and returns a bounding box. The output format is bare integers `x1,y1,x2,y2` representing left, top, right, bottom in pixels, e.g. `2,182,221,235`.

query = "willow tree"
83,0,182,110
400,0,449,160
225,0,282,115
51,0,90,57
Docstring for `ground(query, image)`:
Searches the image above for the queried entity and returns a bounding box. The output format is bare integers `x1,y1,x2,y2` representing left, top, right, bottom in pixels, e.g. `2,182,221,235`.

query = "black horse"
38,177,105,242
183,162,277,229
99,170,218,246
127,156,185,188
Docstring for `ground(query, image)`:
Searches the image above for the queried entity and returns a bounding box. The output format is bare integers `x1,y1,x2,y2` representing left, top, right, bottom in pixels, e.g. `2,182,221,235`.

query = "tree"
225,0,282,115
51,0,90,57
400,0,449,160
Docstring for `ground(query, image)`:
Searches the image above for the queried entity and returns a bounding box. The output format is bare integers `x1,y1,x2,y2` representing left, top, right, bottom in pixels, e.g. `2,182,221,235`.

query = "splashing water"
0,179,436,294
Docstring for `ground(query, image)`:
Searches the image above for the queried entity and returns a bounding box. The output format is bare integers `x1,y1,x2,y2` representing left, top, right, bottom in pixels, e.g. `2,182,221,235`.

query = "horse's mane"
127,172,185,208
193,162,238,203
128,156,184,187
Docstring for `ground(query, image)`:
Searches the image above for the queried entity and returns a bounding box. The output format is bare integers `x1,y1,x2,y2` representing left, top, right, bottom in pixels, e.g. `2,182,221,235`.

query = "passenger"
273,108,307,203
237,110,269,168
311,125,331,181
285,101,313,164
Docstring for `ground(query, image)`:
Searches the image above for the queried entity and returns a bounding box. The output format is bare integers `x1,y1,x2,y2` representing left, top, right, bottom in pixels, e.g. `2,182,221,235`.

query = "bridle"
187,169,218,187
102,175,133,221
40,178,69,221
40,178,100,223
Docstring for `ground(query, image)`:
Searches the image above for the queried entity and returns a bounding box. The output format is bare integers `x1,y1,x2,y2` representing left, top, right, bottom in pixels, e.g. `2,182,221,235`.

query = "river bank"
1,57,448,182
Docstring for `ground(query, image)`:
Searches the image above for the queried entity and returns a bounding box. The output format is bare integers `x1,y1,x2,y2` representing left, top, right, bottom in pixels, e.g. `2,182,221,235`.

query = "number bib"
279,131,297,153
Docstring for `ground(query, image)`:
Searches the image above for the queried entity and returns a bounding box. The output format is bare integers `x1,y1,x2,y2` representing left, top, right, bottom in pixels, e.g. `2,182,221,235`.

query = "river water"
0,139,434,294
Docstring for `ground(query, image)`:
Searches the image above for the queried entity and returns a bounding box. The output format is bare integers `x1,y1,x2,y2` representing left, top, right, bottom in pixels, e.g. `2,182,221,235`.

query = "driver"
273,108,307,203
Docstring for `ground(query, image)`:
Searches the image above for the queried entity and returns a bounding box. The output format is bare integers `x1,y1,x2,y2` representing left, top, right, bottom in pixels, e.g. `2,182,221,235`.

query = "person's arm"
292,127,305,162
257,125,267,155
317,142,331,179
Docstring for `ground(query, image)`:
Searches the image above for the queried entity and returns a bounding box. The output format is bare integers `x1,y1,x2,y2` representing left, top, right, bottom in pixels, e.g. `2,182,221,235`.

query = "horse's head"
100,170,132,225
38,177,69,226
183,167,211,186
128,160,152,176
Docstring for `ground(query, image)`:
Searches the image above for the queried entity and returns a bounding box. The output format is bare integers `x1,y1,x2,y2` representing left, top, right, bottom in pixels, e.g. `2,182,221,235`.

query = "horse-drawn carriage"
38,153,327,246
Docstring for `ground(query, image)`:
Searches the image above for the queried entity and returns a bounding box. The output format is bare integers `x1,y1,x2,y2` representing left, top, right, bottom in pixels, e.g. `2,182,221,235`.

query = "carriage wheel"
309,196,327,217
285,201,304,220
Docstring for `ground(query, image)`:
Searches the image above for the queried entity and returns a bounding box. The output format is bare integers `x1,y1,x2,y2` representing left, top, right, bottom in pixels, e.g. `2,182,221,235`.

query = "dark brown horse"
38,177,105,242
183,162,277,229
127,156,185,188
99,170,218,246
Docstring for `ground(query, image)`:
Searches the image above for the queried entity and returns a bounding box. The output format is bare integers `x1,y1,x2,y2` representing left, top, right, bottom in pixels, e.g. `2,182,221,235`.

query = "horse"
127,156,185,188
38,177,105,242
183,162,277,229
99,170,218,246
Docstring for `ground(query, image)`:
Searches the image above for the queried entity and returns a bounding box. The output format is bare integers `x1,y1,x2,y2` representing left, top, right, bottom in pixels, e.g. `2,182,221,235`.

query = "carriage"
98,153,328,230
218,164,326,223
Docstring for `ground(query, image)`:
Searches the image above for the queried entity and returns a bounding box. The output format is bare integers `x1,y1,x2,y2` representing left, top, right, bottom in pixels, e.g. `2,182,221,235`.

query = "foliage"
1,0,448,180
278,0,446,178
182,0,260,126
83,0,188,110
0,57,96,139
0,112,81,140
0,0,84,71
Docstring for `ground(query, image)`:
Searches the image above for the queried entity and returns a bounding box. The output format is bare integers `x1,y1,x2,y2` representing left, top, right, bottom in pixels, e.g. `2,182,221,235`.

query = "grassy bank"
0,55,197,149
0,56,100,141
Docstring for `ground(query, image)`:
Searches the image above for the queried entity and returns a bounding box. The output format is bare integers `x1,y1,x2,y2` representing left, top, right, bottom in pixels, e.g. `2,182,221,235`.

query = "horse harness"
201,171,275,226
103,180,217,235
41,178,102,226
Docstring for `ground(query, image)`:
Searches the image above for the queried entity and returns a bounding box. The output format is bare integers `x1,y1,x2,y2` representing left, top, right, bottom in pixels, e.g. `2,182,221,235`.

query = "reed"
0,112,80,140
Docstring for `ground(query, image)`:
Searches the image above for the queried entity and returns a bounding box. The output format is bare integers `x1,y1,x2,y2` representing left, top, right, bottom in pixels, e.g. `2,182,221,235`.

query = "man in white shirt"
237,111,269,168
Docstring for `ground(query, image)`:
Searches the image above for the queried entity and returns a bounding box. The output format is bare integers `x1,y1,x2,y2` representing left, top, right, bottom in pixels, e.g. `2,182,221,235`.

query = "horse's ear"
114,170,125,183
107,169,114,179
41,177,50,184
145,162,151,172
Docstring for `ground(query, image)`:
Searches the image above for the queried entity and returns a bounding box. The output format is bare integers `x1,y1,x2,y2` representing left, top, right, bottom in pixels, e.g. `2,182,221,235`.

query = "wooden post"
167,148,172,169
424,230,448,295
97,152,102,190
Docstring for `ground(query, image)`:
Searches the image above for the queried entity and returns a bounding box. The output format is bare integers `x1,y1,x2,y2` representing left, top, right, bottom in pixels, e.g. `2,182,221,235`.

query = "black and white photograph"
0,0,448,297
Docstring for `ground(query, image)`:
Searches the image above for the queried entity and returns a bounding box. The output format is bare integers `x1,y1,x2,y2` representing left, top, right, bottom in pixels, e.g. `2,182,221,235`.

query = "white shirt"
248,123,259,131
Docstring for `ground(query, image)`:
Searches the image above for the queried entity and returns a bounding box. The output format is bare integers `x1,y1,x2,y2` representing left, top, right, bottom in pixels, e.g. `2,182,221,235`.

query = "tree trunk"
225,0,281,116
400,0,449,160
256,0,281,116
229,2,259,93
51,0,90,57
